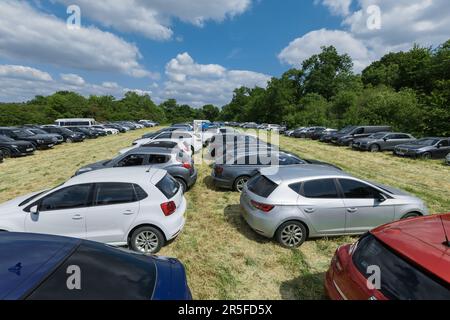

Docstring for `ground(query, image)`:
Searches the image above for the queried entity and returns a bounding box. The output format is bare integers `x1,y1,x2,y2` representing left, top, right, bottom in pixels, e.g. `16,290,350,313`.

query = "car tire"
234,176,250,193
422,152,432,160
130,226,165,254
275,221,307,248
369,144,381,152
401,212,421,220
176,178,187,193
1,148,11,158
66,137,73,143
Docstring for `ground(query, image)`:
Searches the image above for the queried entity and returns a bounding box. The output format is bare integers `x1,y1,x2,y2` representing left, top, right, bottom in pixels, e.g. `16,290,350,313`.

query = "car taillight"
161,201,176,216
214,166,223,176
182,162,192,170
251,200,274,213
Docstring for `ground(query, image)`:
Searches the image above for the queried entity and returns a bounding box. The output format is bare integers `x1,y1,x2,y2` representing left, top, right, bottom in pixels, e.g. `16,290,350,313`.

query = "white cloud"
0,1,152,78
156,52,270,107
0,65,53,82
61,73,85,86
281,0,450,72
278,29,372,72
315,0,353,16
53,0,252,40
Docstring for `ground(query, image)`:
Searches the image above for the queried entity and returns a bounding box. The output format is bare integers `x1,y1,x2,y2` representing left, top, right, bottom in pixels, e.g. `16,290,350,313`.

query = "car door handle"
304,208,315,213
122,210,135,215
72,214,83,220
347,208,358,213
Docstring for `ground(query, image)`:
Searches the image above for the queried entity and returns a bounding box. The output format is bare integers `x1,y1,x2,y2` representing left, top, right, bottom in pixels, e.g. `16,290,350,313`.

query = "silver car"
352,132,416,152
240,165,428,248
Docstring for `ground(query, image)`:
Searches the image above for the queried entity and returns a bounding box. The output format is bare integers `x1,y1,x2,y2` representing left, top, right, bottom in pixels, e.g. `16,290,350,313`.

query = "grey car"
240,165,428,248
446,153,450,165
352,132,416,152
212,151,341,192
394,137,450,159
76,147,197,192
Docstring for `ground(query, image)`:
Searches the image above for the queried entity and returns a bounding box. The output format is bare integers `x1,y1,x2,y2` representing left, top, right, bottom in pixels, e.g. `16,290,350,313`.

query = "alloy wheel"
280,224,303,247
235,177,249,192
135,231,159,254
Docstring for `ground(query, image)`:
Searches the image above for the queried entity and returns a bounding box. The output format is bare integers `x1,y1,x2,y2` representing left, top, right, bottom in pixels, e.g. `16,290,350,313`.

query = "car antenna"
439,215,450,248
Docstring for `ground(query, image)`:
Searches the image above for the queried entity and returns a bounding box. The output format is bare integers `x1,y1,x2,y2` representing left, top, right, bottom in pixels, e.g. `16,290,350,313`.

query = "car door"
296,179,346,235
436,139,450,158
84,183,140,244
24,184,92,239
337,179,395,234
386,134,409,150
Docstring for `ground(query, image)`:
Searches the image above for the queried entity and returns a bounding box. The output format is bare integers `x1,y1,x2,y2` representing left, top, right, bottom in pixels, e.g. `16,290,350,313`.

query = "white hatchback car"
134,131,203,154
0,167,186,254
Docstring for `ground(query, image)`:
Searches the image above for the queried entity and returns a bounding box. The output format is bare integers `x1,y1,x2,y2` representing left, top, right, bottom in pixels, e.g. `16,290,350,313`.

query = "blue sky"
0,0,449,106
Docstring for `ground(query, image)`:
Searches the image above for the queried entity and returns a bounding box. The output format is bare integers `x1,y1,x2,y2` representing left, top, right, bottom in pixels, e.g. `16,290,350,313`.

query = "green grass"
0,128,449,299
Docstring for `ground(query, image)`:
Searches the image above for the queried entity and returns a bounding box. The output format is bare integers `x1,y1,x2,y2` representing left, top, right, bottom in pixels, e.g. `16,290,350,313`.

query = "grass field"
0,128,449,300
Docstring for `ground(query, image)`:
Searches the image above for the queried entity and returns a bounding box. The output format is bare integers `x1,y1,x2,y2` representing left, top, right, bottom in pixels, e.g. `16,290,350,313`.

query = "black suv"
41,126,85,143
0,127,57,149
70,127,99,139
0,135,36,157
25,128,64,144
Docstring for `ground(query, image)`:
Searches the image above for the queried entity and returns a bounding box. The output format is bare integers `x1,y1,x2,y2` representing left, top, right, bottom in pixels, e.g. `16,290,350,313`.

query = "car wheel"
422,152,432,160
176,178,187,193
234,176,250,193
276,221,307,248
401,212,421,220
66,137,73,143
130,226,165,254
1,148,11,158
369,144,381,152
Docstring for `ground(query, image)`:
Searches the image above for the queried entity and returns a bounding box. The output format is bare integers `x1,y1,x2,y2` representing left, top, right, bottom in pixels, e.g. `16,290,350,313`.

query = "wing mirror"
30,205,39,215
377,194,387,203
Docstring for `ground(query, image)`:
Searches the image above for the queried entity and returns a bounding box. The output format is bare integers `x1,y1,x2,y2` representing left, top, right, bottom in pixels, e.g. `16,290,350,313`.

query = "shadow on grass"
203,176,231,193
280,272,327,300
223,204,271,245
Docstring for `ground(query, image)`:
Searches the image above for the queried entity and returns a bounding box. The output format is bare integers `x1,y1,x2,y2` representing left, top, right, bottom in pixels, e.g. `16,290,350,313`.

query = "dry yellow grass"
0,128,449,300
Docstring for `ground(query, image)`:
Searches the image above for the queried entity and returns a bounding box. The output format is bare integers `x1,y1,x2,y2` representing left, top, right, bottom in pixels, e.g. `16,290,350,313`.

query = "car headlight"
37,139,45,144
11,145,19,148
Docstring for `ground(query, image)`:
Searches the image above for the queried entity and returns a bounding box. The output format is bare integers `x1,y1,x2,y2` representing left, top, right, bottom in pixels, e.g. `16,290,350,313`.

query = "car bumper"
240,192,276,238
324,268,344,300
166,197,187,241
37,143,55,149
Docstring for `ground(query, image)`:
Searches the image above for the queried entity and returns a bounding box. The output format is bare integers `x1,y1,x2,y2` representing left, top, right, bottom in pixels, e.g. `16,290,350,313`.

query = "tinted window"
339,179,380,199
300,179,339,198
26,242,157,300
134,185,148,201
148,154,169,164
40,184,92,211
279,155,304,165
94,183,136,206
439,140,449,147
353,234,450,300
117,154,146,167
247,174,278,198
156,174,180,199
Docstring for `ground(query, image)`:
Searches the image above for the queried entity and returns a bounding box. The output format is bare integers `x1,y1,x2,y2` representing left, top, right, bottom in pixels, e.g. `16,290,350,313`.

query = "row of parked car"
284,125,450,163
206,129,449,300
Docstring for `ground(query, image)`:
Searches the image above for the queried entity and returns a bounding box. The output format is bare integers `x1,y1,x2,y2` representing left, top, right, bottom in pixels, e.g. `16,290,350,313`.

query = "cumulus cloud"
281,0,450,73
0,0,152,78
53,0,252,40
61,73,85,86
0,65,53,82
157,52,270,107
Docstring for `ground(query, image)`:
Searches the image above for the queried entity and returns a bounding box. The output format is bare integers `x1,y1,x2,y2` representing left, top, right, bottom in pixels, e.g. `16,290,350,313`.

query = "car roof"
129,147,178,155
0,233,80,299
259,165,349,184
372,214,450,284
66,167,166,186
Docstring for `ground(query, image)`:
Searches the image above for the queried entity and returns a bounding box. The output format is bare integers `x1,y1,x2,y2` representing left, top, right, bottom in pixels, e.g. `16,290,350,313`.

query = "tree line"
0,40,449,137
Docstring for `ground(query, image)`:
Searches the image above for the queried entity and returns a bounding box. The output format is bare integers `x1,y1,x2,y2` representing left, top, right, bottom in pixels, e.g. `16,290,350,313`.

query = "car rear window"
25,242,157,300
156,174,180,199
247,174,278,198
352,234,450,300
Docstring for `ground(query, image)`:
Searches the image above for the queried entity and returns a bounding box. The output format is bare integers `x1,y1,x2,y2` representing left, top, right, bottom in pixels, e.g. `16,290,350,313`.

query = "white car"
92,125,119,135
134,131,202,154
0,167,186,254
119,139,192,156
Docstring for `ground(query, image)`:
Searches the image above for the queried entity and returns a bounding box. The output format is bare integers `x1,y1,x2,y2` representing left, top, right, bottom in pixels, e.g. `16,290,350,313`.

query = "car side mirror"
383,138,388,141
377,194,387,203
30,205,39,215
437,144,441,149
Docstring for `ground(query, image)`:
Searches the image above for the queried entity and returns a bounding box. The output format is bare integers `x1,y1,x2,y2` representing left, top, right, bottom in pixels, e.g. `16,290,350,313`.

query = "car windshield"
338,126,356,134
369,133,387,139
13,129,34,138
0,135,15,142
412,139,439,146
31,129,48,135
352,234,450,300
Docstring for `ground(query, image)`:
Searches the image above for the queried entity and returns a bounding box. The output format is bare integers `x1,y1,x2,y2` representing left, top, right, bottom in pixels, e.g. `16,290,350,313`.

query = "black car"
0,149,3,163
26,128,64,144
393,137,450,160
41,126,85,143
0,127,57,149
0,135,36,157
70,127,99,139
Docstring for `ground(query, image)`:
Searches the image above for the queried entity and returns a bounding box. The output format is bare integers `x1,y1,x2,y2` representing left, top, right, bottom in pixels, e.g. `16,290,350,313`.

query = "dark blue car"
0,233,192,300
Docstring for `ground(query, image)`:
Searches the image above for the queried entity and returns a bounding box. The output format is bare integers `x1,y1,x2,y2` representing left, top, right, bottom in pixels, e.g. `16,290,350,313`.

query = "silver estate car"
352,132,416,152
240,166,428,248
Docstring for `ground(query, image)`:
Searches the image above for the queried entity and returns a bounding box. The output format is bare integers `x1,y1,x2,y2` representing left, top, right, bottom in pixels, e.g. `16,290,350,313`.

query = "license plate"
26,148,34,152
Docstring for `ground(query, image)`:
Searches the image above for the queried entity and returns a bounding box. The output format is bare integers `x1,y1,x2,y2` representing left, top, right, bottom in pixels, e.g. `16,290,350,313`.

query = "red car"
325,214,450,300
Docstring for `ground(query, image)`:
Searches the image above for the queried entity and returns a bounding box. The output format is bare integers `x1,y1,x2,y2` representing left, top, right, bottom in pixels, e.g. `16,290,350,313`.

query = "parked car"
0,135,35,158
120,140,192,156
142,127,187,139
208,133,265,158
393,137,450,159
240,165,428,248
242,122,259,129
76,147,197,192
0,167,187,254
333,126,392,146
320,126,356,143
0,127,58,149
352,132,416,152
70,127,99,139
26,128,64,144
41,126,85,143
446,153,450,166
212,151,341,192
0,232,192,300
292,128,308,138
311,128,337,140
92,125,119,135
136,131,202,154
325,214,450,300
296,127,326,139
104,123,127,133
